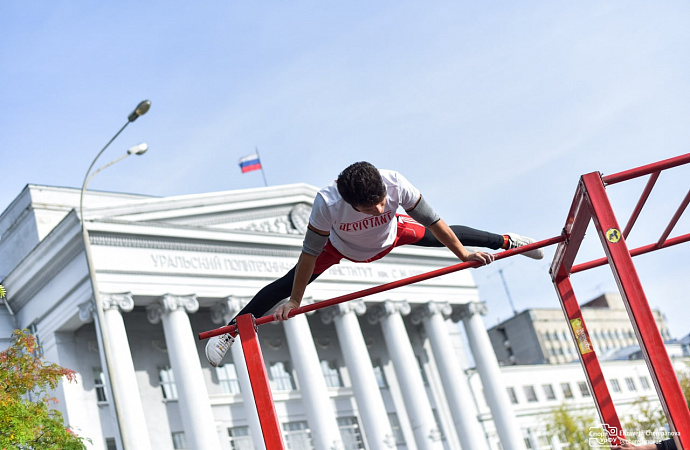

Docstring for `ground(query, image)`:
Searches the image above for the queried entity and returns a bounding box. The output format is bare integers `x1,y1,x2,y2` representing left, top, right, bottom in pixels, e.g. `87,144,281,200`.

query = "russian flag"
238,153,262,173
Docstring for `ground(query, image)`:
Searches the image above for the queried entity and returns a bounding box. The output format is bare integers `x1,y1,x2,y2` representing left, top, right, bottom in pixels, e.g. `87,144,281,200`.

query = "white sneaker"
205,333,235,367
506,233,544,260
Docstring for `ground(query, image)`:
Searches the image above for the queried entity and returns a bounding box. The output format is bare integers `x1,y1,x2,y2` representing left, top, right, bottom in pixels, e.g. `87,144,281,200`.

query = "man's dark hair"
337,161,386,207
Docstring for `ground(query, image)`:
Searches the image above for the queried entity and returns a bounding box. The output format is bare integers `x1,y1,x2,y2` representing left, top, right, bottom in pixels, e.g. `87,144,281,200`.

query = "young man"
206,161,543,367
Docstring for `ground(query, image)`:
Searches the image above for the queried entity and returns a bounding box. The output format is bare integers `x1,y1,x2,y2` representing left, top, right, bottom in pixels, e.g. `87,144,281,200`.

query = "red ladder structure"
551,153,690,449
199,153,690,449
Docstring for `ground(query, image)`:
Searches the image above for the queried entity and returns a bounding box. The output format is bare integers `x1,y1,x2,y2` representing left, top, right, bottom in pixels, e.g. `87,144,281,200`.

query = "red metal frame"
551,153,690,449
200,153,690,449
235,314,285,449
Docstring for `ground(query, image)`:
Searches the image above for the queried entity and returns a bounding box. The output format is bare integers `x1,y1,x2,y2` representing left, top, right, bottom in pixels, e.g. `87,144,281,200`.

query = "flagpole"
255,147,268,187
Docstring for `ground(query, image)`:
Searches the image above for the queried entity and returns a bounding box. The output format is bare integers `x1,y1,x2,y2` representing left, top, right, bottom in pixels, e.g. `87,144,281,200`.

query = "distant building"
487,293,671,365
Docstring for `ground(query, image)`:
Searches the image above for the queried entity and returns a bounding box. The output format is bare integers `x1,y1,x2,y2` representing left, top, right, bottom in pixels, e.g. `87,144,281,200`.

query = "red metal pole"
553,273,625,446
582,172,690,449
199,235,565,340
236,314,285,449
551,180,625,446
603,152,690,185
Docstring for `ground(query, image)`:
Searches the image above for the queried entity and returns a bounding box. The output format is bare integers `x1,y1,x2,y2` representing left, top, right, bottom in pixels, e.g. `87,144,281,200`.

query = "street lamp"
79,100,150,450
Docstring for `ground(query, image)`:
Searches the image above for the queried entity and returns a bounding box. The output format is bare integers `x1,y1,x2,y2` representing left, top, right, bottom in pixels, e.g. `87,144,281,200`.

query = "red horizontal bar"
570,232,690,274
603,152,690,185
198,235,565,340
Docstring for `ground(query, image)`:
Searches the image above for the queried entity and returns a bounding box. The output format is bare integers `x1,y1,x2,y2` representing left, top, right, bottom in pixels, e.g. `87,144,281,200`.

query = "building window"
625,377,637,391
639,376,651,390
228,426,253,450
105,438,117,450
283,421,313,449
159,367,178,400
560,382,573,399
337,416,365,449
171,431,187,449
610,379,621,393
372,358,388,388
93,368,107,403
507,387,519,404
542,384,556,400
388,412,406,445
216,363,241,394
523,385,538,402
320,360,344,388
269,361,296,391
578,381,591,397
524,437,533,449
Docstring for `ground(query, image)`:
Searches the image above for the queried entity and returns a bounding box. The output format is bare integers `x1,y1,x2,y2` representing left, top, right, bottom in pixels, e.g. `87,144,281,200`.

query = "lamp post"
79,100,150,450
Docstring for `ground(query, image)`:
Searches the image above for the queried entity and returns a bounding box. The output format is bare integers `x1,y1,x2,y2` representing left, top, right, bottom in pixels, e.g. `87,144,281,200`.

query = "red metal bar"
582,172,690,449
236,314,285,449
603,152,690,185
570,232,690,274
199,235,565,340
553,273,625,446
622,171,659,238
550,181,591,280
657,189,690,247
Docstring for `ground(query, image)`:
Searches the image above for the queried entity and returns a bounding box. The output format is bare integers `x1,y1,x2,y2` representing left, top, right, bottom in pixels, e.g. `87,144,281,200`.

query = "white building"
487,293,672,366
2,184,681,450
1,184,527,450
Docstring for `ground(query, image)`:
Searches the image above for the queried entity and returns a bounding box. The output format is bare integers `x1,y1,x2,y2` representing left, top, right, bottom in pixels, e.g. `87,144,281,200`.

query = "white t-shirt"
309,169,421,261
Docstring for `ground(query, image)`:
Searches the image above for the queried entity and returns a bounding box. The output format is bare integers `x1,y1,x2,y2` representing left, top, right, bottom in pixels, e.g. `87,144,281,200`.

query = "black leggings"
231,225,504,321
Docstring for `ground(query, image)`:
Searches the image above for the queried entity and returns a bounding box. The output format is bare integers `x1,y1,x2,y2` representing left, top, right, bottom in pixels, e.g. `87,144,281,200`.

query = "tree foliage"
0,329,89,449
544,402,597,450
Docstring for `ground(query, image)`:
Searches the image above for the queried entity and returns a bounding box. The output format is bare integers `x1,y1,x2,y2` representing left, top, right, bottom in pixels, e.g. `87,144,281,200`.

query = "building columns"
368,301,443,450
79,294,152,450
411,301,489,450
283,310,344,450
147,294,222,450
321,300,395,450
454,302,525,450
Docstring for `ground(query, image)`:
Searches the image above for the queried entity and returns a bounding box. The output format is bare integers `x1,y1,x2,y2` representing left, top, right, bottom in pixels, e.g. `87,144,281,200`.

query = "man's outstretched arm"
274,224,328,321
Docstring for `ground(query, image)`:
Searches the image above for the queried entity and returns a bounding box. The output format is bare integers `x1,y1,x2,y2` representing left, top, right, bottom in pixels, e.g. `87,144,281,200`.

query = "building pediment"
87,183,317,235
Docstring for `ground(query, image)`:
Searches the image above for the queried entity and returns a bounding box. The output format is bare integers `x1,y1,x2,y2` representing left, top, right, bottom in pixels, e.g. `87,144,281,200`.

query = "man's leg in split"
205,267,322,367
206,243,344,367
231,267,322,323
413,225,504,249
412,225,544,259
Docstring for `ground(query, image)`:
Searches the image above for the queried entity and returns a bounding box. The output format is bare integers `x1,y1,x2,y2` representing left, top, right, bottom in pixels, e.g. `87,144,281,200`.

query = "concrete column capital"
411,301,452,325
366,300,411,325
78,300,94,323
320,300,367,324
147,294,198,324
452,301,488,322
210,295,251,324
101,292,135,313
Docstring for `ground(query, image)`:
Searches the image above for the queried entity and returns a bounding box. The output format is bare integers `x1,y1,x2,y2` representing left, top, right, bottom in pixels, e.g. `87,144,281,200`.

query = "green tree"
678,363,690,410
544,402,597,450
0,329,89,449
622,396,668,443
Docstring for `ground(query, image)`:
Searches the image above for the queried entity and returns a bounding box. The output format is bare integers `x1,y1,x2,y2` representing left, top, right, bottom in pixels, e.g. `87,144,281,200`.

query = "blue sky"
2,2,689,338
